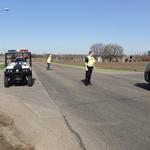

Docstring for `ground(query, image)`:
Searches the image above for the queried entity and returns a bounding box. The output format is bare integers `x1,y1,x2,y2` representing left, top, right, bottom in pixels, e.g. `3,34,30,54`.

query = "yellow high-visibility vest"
47,55,52,63
87,56,96,67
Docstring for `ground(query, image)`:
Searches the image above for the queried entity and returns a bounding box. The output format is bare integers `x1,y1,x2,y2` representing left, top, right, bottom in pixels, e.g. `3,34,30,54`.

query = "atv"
4,50,33,87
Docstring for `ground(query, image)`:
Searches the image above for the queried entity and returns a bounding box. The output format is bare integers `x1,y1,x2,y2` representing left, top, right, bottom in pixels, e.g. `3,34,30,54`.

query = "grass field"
33,58,149,72
36,58,149,72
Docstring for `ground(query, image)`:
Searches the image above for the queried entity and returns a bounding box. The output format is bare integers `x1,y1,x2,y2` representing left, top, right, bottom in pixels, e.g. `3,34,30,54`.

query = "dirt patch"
0,112,35,150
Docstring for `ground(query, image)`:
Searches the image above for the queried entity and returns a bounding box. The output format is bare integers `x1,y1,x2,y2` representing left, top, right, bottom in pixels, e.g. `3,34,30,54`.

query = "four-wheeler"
4,50,33,87
144,62,150,84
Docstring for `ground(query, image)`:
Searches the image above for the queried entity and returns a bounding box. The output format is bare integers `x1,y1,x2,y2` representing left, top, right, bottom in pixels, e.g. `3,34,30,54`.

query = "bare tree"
103,44,124,62
90,43,124,62
90,43,105,57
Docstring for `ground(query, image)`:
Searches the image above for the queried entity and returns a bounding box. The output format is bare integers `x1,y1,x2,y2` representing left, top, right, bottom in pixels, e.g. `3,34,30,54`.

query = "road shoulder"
0,71,80,150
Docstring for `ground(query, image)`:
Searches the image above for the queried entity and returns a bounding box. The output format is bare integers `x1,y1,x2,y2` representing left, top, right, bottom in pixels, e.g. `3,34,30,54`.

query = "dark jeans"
85,66,93,84
47,63,51,70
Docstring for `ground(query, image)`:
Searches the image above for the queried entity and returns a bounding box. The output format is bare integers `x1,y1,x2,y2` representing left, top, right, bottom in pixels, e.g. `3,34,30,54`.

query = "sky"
0,0,150,54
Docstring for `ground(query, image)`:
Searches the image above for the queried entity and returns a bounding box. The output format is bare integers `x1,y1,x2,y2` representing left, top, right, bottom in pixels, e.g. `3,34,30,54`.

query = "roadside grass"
53,61,147,72
33,58,148,72
0,63,4,70
53,62,131,72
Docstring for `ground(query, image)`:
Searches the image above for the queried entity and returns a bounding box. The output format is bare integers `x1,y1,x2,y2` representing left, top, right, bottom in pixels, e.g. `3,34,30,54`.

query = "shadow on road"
134,83,150,91
81,79,85,84
46,68,55,71
14,78,36,87
32,78,36,85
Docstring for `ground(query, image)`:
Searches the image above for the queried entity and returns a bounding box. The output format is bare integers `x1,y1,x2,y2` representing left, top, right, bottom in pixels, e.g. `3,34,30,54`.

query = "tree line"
90,43,124,62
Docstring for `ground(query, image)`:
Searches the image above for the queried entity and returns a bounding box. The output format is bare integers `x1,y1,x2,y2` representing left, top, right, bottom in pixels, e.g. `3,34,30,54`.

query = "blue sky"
0,0,150,54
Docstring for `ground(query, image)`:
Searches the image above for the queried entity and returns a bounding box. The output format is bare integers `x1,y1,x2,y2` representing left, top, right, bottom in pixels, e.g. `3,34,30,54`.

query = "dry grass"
0,56,4,63
33,58,149,72
95,61,148,72
57,60,147,71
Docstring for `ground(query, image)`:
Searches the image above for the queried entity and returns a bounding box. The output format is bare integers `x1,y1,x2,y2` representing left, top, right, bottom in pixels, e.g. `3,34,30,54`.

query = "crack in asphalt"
33,67,87,150
63,114,88,150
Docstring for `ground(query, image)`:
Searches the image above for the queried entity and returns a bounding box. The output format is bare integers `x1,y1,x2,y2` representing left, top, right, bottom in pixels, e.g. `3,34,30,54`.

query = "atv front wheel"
27,75,33,86
4,76,9,88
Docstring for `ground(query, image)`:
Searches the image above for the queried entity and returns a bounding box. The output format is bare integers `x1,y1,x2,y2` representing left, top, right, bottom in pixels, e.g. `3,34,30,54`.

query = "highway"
33,63,150,150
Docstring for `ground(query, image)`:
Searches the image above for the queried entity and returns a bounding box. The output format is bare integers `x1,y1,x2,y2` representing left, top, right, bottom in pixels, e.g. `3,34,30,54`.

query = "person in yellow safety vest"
84,51,96,86
47,54,52,70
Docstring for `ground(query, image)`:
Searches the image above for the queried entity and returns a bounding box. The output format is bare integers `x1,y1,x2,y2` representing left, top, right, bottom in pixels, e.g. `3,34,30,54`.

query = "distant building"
148,51,150,56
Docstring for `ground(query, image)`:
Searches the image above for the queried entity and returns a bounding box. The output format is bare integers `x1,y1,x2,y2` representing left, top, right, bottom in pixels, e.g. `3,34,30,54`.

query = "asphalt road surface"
32,63,150,150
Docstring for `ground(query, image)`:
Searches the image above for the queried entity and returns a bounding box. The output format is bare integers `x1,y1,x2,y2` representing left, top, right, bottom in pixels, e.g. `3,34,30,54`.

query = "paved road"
0,69,80,150
33,63,150,150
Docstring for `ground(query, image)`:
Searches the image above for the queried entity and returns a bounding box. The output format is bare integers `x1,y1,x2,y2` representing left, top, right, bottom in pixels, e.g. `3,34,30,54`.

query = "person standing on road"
84,51,96,86
47,54,52,70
